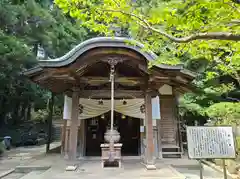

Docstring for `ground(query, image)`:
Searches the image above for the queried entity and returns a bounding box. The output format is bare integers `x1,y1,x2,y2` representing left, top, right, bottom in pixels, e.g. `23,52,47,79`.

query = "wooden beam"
48,76,145,85
33,71,56,82
80,76,145,85
175,76,189,84
69,71,81,85
33,69,72,82
51,75,75,81
77,90,144,99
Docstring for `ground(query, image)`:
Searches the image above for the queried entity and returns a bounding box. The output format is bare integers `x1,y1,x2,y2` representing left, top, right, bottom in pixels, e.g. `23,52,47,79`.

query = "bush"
31,109,48,122
236,136,240,155
205,102,240,125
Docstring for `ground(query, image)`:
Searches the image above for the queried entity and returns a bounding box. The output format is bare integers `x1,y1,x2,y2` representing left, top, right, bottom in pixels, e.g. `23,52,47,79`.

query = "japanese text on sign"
187,126,236,159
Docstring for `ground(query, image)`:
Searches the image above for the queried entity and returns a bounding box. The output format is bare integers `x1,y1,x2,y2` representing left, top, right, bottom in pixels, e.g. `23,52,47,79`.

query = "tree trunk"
27,102,32,121
0,97,7,126
20,101,28,121
12,101,21,125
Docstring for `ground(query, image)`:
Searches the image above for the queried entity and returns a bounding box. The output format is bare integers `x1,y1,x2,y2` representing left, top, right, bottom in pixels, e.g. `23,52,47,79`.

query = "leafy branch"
88,7,240,42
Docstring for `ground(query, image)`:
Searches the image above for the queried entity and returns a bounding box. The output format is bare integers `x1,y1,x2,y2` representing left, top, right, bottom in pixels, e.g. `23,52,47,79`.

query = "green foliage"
205,102,240,125
55,0,240,89
31,109,49,122
179,94,205,116
236,136,240,154
54,0,240,125
0,0,90,126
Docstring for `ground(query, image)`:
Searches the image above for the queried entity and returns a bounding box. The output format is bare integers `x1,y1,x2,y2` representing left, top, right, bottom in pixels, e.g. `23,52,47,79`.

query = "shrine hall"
24,37,195,169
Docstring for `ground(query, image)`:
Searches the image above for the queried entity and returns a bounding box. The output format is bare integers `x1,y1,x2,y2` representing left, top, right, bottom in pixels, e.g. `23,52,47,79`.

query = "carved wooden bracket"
101,57,125,66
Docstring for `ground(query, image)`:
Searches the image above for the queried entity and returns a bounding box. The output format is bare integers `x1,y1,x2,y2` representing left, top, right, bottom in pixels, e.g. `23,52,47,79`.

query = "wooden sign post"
186,126,236,179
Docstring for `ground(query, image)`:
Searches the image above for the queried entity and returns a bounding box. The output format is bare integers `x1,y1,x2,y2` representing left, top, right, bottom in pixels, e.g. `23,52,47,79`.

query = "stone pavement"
27,155,185,179
0,142,61,175
0,145,226,179
163,157,225,179
7,154,224,179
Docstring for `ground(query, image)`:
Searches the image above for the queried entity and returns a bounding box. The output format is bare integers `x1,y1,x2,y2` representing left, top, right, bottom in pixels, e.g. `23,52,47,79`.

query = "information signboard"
186,126,236,159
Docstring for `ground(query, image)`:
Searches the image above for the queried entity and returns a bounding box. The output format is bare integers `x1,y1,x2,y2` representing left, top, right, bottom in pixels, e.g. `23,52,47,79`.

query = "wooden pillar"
64,128,70,158
80,119,86,158
76,122,81,158
173,90,183,156
156,119,162,158
145,90,156,169
82,119,86,156
68,89,79,160
140,119,144,159
77,119,85,158
61,120,67,155
46,92,55,153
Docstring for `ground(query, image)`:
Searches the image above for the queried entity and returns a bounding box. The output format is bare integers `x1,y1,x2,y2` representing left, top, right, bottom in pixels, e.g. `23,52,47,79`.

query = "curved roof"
39,37,158,67
24,37,196,78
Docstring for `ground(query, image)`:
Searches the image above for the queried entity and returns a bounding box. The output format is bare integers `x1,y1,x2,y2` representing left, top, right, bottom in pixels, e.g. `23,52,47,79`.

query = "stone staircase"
159,95,182,158
52,120,63,141
52,126,61,141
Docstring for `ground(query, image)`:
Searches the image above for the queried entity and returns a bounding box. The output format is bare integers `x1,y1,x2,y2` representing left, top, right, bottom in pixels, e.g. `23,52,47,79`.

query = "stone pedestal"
100,143,122,168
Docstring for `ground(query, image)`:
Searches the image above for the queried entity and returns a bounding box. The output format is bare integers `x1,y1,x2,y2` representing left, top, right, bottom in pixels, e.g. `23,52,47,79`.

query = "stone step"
162,152,182,154
53,126,61,141
19,171,43,179
30,168,55,179
1,172,24,179
15,166,50,173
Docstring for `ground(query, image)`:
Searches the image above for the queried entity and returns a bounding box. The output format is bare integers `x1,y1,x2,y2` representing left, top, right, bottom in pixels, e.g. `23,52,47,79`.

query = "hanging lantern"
98,99,103,105
78,104,84,114
122,114,126,119
101,114,105,119
140,104,145,113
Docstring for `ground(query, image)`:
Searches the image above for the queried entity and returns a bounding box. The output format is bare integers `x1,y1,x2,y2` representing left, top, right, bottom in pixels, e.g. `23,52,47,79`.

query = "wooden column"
64,128,70,158
68,89,79,160
173,90,183,156
46,92,55,153
61,120,67,155
77,119,85,158
81,119,86,157
156,119,162,159
145,90,156,169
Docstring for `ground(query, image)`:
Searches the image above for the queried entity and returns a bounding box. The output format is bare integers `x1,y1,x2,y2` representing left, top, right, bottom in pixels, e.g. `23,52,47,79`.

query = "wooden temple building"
24,37,195,169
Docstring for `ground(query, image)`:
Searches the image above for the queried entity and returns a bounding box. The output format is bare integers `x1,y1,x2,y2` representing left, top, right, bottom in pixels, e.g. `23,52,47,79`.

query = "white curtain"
79,98,145,119
63,96,160,120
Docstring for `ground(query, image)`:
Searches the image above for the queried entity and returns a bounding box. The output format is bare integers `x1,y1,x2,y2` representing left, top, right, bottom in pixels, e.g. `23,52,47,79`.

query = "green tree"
0,0,89,126
55,0,240,85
